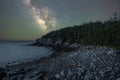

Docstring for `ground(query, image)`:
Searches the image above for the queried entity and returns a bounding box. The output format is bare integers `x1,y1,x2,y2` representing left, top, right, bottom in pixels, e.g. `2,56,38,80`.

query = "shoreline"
0,45,53,68
1,44,118,69
1,44,120,80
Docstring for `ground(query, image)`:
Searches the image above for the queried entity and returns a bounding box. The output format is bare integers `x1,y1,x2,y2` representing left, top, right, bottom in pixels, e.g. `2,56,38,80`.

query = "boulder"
55,38,63,46
116,78,120,80
0,68,6,80
55,74,61,79
71,68,85,76
37,71,47,80
107,50,116,55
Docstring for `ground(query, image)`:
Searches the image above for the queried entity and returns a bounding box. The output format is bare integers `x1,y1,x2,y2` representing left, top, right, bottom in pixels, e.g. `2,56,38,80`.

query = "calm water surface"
0,41,52,66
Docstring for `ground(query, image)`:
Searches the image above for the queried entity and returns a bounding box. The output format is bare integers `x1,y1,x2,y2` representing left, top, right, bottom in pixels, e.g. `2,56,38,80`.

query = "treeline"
41,20,120,48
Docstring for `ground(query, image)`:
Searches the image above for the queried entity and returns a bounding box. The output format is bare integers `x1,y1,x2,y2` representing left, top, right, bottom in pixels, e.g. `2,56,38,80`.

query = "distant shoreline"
0,40,35,42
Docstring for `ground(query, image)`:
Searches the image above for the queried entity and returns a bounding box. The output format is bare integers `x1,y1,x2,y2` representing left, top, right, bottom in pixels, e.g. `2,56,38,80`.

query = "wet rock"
69,43,79,48
107,50,116,55
95,76,102,80
63,42,69,47
88,73,95,80
17,68,25,74
17,74,24,80
55,74,61,79
116,78,120,80
37,71,47,80
0,68,6,80
55,38,63,46
11,76,17,80
103,67,113,79
99,69,105,78
69,68,87,80
72,68,85,76
49,76,57,80
60,71,64,76
116,50,120,55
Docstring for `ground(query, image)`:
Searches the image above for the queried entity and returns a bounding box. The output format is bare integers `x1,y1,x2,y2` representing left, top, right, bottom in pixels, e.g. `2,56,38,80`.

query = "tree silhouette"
114,13,117,20
41,20,120,48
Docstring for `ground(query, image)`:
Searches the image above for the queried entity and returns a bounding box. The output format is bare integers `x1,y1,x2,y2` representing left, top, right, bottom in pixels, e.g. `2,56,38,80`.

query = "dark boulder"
0,68,6,80
37,71,47,80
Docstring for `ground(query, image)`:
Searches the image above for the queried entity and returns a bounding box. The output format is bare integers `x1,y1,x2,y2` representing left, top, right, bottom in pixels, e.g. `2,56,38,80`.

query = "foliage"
41,20,120,48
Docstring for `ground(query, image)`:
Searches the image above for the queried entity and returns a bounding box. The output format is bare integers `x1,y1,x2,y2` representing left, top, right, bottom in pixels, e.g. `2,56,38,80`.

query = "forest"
41,20,120,48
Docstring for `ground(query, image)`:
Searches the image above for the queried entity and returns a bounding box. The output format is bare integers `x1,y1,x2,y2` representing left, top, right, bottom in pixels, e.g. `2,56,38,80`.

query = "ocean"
0,41,52,66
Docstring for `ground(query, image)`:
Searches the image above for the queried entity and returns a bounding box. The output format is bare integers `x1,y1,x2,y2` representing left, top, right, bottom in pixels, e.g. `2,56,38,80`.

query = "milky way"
0,0,120,40
23,0,57,32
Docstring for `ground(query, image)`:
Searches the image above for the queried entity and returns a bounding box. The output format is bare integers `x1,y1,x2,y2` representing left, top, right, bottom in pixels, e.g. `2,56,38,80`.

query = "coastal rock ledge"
36,38,68,46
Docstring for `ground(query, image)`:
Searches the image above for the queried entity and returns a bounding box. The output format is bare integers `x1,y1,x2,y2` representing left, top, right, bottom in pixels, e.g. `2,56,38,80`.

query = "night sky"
0,0,120,40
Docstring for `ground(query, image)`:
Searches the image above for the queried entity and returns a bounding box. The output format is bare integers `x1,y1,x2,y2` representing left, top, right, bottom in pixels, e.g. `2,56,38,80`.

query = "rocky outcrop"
35,38,78,52
36,38,64,46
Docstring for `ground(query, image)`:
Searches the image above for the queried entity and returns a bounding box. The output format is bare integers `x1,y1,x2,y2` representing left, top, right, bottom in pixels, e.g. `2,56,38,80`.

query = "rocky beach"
0,43,120,80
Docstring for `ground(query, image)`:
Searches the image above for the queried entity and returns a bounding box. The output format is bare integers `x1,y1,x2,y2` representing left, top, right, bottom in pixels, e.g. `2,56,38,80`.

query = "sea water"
0,41,52,66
